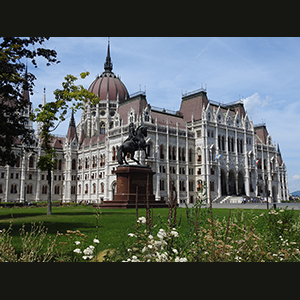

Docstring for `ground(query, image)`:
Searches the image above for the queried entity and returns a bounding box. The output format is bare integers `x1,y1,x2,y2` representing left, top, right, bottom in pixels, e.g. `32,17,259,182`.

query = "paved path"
180,202,300,210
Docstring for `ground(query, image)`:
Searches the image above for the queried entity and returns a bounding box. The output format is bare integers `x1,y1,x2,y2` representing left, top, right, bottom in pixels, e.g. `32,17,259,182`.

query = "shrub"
106,191,300,262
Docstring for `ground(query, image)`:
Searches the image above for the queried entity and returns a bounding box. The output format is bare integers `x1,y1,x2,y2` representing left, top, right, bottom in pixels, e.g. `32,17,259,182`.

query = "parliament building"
0,42,289,204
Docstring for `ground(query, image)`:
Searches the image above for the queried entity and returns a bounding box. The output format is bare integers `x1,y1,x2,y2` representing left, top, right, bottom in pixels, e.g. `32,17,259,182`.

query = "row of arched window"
78,182,105,194
217,135,244,153
159,145,193,162
159,180,195,192
78,155,105,170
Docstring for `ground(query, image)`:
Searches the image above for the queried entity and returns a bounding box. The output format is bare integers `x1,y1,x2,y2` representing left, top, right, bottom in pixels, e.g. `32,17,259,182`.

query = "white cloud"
293,175,300,180
243,92,272,116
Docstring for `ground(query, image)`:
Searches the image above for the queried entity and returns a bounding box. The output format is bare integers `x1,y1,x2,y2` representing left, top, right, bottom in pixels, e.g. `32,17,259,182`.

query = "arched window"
93,183,96,194
16,156,20,168
112,147,116,161
189,148,193,163
42,185,48,194
178,147,181,161
221,136,225,151
78,184,81,194
10,184,17,194
58,159,62,170
144,111,150,122
100,122,105,134
54,185,60,194
29,156,34,168
160,179,165,191
72,159,76,170
85,184,88,194
27,185,32,194
160,145,164,159
71,186,76,194
172,146,176,160
101,183,104,193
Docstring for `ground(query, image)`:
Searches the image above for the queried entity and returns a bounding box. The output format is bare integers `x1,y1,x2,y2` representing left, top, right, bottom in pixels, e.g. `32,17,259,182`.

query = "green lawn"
0,205,269,255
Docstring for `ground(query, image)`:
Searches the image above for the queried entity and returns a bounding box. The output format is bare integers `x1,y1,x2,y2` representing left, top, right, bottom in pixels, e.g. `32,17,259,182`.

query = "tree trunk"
47,168,52,215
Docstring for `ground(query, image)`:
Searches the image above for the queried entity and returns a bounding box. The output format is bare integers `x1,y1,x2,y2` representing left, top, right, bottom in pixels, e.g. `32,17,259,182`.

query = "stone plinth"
100,165,168,209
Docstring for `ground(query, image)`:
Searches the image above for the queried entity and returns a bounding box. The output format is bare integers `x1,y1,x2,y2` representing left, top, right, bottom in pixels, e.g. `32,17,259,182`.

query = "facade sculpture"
117,123,150,165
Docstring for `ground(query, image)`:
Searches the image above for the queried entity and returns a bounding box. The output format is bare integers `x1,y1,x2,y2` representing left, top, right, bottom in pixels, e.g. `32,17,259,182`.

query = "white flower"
73,248,82,254
88,245,95,251
137,216,146,224
93,238,100,244
175,257,187,262
157,228,167,240
83,247,94,256
156,252,168,262
131,255,140,262
148,234,153,240
82,255,93,260
148,244,153,249
75,241,81,245
172,248,178,255
128,233,136,237
170,230,179,238
277,220,283,224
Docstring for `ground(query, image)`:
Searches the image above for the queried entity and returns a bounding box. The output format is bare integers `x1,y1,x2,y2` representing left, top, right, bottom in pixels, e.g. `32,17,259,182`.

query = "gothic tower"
77,39,129,139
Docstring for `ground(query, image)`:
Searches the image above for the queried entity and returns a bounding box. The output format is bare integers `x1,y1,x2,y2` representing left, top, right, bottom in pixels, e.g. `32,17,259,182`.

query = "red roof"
88,72,129,103
254,125,269,145
180,91,209,122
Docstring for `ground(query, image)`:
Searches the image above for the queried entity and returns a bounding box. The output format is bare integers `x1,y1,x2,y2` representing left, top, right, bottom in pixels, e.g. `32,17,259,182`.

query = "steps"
213,195,245,204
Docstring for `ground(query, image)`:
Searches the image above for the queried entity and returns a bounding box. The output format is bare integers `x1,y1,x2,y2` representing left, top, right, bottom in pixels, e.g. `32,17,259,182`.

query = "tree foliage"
31,72,100,214
0,37,59,165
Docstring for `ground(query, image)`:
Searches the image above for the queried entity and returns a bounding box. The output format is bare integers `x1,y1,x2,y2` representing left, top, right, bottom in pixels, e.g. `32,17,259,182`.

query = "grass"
0,205,271,255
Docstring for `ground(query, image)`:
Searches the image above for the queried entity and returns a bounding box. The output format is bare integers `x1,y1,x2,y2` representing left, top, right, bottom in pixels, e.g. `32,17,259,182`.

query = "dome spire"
104,37,113,72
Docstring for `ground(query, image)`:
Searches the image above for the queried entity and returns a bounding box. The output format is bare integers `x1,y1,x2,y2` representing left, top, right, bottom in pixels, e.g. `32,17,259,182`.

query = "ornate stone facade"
0,43,289,204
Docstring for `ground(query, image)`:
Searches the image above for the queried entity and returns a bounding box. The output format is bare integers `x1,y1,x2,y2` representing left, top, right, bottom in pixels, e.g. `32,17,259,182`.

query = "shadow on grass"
0,220,102,236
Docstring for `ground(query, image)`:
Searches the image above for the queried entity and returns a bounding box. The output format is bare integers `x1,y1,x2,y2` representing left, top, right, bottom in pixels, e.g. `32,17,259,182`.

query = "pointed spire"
42,87,46,107
277,143,282,155
104,37,113,72
66,110,78,142
69,110,76,128
22,62,30,103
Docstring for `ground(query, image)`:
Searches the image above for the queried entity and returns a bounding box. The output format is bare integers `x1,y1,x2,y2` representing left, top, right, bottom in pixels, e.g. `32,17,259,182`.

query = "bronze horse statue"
117,123,150,165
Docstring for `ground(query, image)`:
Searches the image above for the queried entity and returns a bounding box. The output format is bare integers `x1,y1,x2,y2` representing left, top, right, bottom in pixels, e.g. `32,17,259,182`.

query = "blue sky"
28,37,300,192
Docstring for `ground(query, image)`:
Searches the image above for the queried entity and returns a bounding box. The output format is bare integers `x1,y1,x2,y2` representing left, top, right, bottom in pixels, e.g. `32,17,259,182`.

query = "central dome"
88,41,129,103
88,71,129,102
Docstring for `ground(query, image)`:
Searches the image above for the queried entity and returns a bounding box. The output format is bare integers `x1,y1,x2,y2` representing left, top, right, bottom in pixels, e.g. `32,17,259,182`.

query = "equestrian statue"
117,122,150,165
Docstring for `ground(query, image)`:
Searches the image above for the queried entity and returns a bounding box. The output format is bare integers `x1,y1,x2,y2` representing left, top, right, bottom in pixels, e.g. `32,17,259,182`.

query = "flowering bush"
106,198,300,262
73,238,100,260
113,222,187,262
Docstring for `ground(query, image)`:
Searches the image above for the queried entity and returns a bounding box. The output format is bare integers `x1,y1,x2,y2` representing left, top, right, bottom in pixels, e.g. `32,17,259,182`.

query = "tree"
31,72,100,215
0,37,59,166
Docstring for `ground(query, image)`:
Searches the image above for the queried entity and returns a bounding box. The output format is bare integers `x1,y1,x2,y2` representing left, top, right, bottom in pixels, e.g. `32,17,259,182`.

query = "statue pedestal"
100,165,168,209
